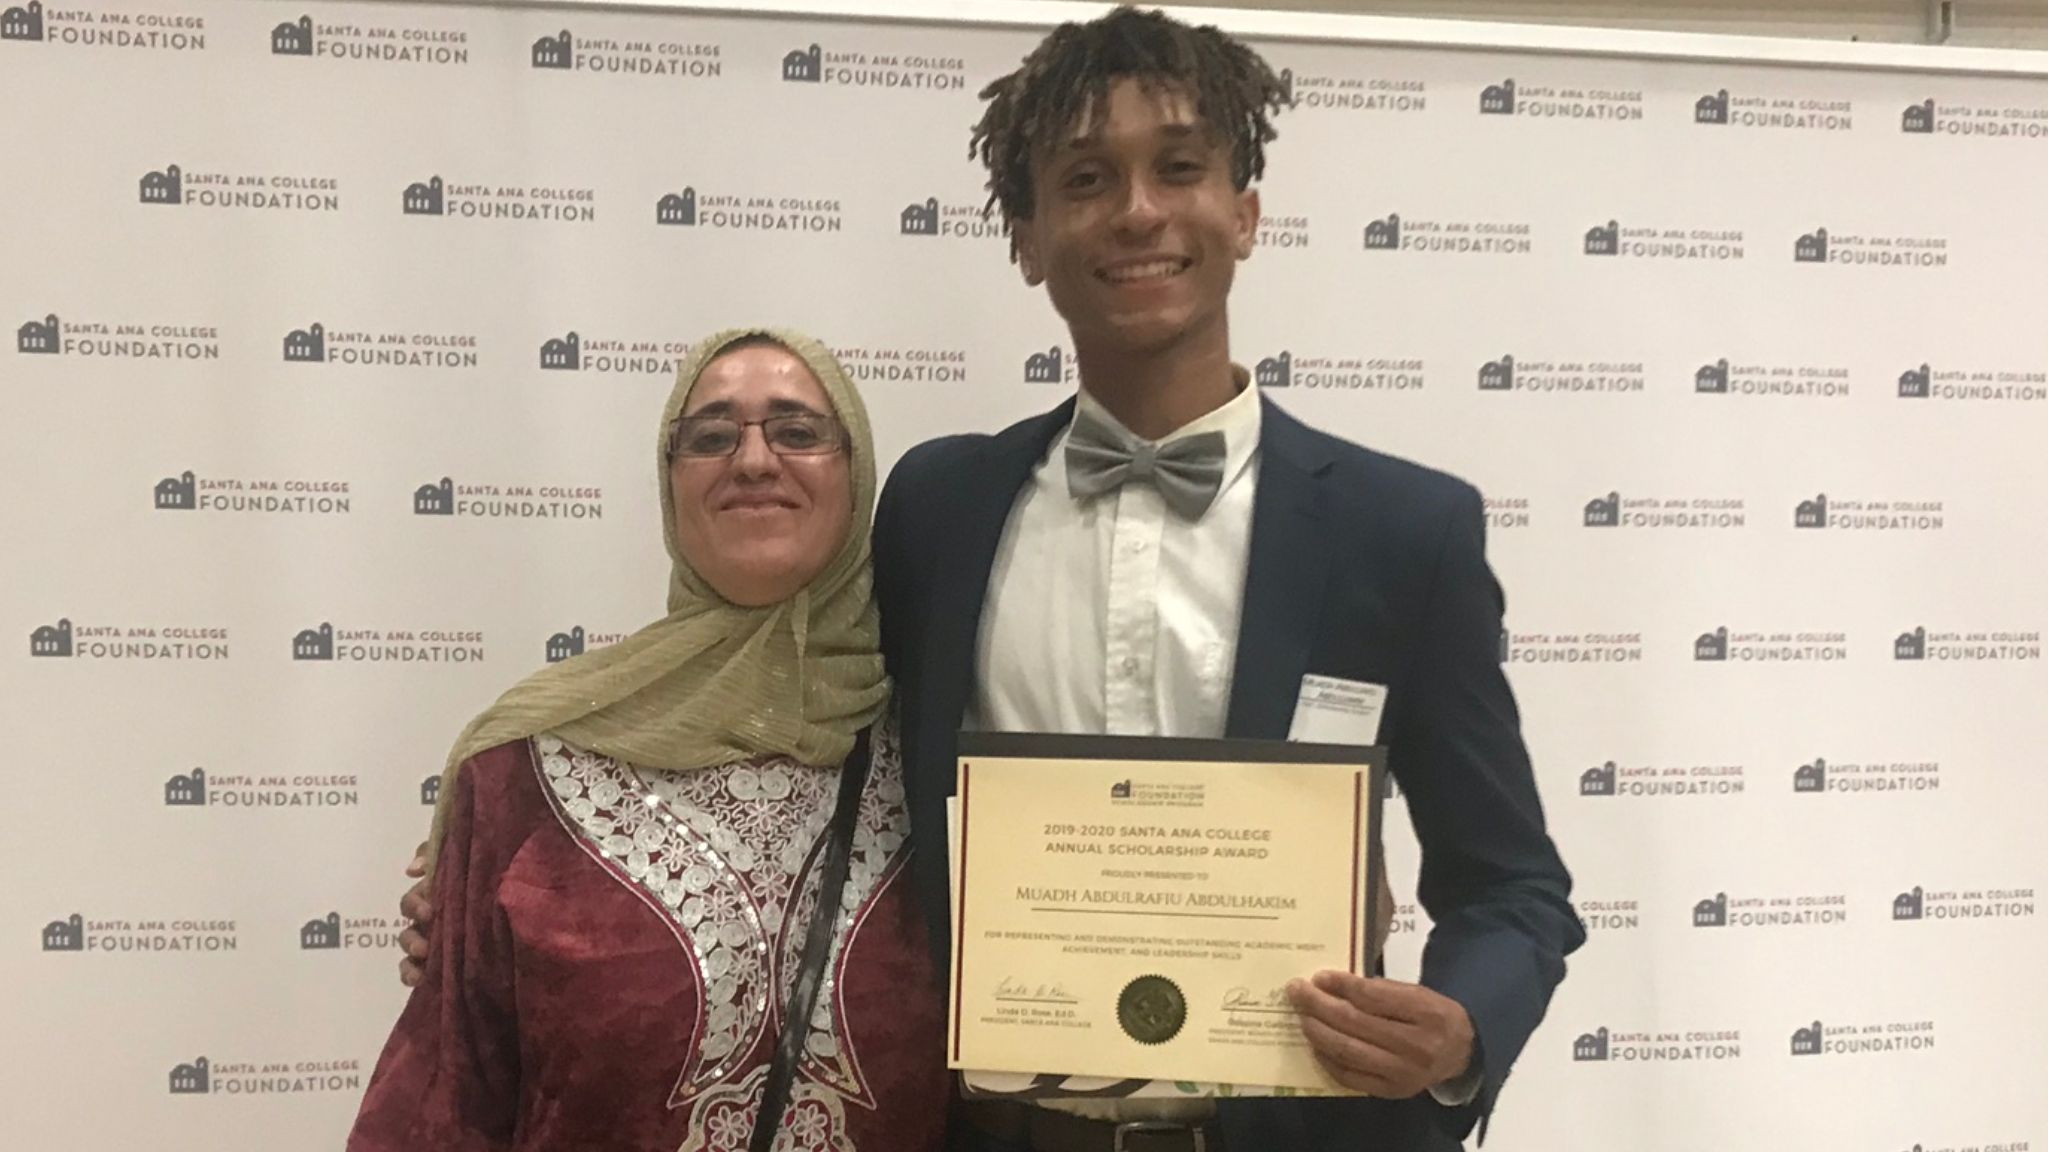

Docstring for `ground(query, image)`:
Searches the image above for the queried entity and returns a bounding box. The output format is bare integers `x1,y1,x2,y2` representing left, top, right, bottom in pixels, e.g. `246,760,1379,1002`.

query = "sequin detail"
531,716,912,1114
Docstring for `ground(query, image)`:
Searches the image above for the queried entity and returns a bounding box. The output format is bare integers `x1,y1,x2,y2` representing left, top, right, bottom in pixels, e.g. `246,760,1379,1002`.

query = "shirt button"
1121,657,1140,674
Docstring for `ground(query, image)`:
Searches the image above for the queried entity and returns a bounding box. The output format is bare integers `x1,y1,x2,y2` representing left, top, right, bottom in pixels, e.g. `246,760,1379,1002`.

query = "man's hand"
397,841,432,987
1286,972,1475,1099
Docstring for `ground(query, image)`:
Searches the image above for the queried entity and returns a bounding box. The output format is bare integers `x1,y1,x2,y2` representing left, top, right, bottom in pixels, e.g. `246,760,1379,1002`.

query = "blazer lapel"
918,399,1076,770
1224,398,1335,740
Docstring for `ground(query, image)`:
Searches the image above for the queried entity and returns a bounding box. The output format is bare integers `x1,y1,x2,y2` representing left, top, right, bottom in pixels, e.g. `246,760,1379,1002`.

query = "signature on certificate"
995,977,1079,1004
1221,986,1294,1015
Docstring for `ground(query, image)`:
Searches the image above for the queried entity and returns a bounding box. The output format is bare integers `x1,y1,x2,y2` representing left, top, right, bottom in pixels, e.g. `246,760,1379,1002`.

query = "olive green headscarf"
424,327,889,874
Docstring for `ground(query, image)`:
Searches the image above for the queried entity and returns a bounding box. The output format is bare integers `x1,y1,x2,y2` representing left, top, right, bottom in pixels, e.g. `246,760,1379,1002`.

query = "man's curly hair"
969,6,1291,258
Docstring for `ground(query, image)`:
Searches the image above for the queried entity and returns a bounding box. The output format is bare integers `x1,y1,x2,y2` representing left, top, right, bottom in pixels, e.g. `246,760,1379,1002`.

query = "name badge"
1287,673,1387,746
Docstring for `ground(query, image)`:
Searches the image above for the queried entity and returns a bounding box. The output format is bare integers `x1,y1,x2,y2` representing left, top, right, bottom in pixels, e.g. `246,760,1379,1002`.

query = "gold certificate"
947,734,1384,1093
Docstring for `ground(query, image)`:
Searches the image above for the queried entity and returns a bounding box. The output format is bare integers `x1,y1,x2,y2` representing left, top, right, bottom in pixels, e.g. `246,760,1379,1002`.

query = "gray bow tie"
1065,406,1227,520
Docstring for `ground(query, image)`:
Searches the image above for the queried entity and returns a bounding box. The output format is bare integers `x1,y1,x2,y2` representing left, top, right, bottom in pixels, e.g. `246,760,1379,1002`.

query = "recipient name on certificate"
948,734,1384,1093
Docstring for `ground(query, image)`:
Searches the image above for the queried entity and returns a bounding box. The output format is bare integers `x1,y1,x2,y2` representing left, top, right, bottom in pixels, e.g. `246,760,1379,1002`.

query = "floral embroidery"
532,713,914,1140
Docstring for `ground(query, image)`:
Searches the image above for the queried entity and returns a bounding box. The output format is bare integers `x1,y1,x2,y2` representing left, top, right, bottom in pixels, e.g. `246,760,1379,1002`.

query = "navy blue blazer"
873,396,1583,1150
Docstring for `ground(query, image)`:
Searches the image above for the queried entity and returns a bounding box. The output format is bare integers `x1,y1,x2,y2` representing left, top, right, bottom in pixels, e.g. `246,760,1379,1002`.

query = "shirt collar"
1068,365,1262,486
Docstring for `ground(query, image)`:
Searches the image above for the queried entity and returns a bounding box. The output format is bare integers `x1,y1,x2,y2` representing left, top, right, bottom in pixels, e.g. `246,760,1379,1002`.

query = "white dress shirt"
968,382,1262,743
966,380,1481,1121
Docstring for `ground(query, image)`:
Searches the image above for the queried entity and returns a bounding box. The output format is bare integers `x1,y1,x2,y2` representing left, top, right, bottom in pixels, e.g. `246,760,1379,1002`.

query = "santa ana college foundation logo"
529,26,719,77
298,912,407,951
28,617,228,660
291,621,485,664
269,12,469,65
1790,1018,1936,1057
403,175,594,222
1479,77,1643,120
1361,211,1530,256
166,1055,363,1096
1792,757,1942,794
17,311,218,360
1890,884,2034,922
42,913,237,953
779,41,965,90
283,322,477,370
3,2,206,50
163,767,359,809
153,469,349,515
1572,1025,1741,1062
139,164,340,212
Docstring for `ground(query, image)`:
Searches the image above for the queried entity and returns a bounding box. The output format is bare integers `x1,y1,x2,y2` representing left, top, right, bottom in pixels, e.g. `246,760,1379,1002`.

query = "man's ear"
1235,187,1261,261
1014,219,1045,286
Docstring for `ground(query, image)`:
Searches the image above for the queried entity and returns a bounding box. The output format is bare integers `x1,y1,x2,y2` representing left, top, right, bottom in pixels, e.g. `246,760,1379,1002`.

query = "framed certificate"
947,733,1386,1094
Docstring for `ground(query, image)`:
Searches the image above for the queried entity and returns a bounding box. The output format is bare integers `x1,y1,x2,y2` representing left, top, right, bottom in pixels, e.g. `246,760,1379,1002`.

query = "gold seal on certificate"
946,733,1386,1094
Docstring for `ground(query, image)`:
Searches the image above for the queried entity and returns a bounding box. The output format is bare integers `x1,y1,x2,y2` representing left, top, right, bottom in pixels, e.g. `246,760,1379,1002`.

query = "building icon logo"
1583,220,1619,256
1478,355,1514,391
272,15,314,55
1696,89,1730,124
656,189,696,226
403,176,445,215
29,619,72,657
540,332,581,370
156,471,197,510
1694,627,1729,661
1579,761,1617,796
170,1057,211,1094
1795,494,1829,528
1902,98,1936,133
546,627,585,663
1791,1021,1824,1056
901,198,939,235
421,775,441,806
140,165,184,205
1255,352,1293,388
782,43,821,82
301,913,342,949
1899,363,1931,398
1893,886,1925,920
17,313,60,354
1895,627,1926,660
1582,492,1620,527
532,29,571,69
293,623,335,661
1696,360,1730,393
3,1,45,41
1573,1027,1609,1061
166,768,208,806
1480,78,1516,114
1024,346,1064,384
414,478,455,515
42,913,84,951
1363,213,1400,250
1692,892,1728,927
1794,758,1827,792
1795,228,1829,263
284,323,326,362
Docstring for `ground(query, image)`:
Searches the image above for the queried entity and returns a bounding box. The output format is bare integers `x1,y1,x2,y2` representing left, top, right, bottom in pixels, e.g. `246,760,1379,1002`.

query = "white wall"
1055,0,2048,49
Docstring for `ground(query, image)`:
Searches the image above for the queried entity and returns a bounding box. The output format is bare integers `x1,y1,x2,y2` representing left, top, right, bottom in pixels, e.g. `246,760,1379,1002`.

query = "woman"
348,329,946,1152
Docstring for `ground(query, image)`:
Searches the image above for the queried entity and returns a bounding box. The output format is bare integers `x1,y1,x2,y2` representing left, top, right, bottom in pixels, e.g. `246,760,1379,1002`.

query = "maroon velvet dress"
348,718,947,1152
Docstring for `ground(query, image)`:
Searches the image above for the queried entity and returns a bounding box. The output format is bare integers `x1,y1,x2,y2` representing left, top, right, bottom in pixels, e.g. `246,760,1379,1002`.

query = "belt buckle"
1113,1120,1206,1152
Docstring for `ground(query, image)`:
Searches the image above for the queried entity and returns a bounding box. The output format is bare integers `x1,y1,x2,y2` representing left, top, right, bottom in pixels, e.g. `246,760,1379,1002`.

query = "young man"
876,8,1580,1150
401,8,1579,1149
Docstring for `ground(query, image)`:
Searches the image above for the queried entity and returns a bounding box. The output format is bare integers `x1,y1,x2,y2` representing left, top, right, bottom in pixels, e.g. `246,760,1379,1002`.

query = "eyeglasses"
667,413,846,459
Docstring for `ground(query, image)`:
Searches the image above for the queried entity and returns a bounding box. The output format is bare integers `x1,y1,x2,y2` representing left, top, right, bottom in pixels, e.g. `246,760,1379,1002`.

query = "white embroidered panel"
531,713,913,1120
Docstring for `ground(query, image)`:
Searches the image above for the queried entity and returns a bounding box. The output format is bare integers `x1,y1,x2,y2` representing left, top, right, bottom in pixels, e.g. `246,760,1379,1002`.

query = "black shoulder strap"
749,728,873,1152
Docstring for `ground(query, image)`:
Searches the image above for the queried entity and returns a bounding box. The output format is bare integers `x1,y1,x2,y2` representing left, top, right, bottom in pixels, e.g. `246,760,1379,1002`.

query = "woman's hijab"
423,327,889,873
